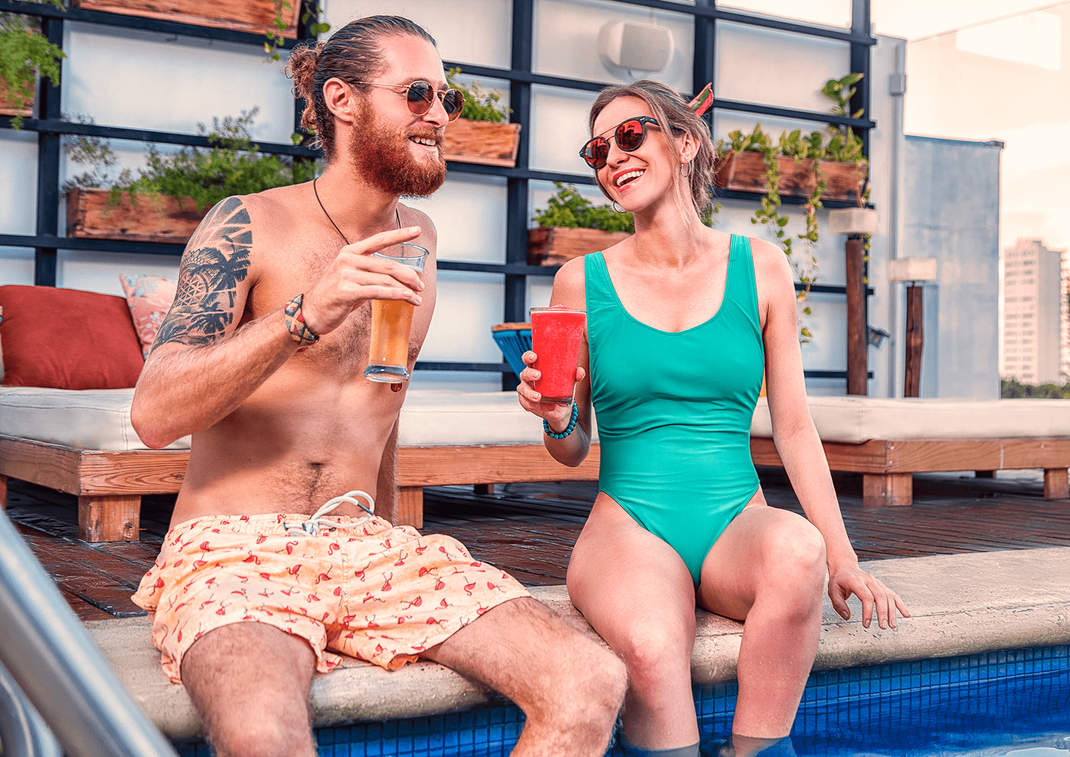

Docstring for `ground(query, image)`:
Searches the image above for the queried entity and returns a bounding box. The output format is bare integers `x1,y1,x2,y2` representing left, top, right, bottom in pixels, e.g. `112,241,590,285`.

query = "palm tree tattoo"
153,198,253,351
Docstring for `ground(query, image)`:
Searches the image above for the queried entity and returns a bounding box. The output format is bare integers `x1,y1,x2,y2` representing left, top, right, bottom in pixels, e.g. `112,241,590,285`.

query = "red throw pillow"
0,285,145,390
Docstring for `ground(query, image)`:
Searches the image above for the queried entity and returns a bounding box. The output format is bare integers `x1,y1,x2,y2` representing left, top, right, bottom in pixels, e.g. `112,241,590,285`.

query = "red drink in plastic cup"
530,306,586,404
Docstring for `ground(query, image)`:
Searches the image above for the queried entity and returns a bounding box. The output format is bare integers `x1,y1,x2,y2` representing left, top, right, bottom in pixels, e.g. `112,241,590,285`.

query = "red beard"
350,101,446,198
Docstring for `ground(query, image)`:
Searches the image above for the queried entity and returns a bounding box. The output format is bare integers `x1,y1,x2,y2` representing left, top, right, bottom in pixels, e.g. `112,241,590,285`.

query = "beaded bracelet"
544,402,579,440
284,293,319,347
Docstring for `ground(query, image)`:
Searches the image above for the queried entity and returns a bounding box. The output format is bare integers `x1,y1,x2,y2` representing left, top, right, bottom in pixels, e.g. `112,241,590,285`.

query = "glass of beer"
364,243,429,384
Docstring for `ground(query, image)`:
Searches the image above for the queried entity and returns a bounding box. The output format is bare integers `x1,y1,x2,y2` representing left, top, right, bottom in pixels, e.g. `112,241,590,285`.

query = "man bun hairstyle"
286,15,437,159
588,79,716,216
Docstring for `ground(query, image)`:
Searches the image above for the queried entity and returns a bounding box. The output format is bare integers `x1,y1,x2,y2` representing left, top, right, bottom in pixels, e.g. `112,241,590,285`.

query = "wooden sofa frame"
2,433,1067,542
751,437,1070,507
0,434,601,542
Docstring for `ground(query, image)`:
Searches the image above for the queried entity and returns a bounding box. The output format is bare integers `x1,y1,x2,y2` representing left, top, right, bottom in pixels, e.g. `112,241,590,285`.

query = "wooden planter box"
443,119,521,167
66,188,207,244
0,80,32,119
715,150,868,204
70,0,300,37
528,226,631,266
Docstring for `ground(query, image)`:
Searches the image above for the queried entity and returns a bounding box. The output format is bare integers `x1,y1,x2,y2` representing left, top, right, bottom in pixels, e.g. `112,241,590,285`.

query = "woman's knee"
756,519,827,597
610,617,695,693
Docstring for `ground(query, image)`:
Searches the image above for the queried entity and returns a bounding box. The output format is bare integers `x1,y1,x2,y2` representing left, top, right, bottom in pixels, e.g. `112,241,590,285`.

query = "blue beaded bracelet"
544,402,579,440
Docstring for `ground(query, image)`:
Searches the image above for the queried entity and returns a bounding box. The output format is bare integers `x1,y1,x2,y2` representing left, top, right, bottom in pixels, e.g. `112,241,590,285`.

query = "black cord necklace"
313,177,350,245
313,177,401,245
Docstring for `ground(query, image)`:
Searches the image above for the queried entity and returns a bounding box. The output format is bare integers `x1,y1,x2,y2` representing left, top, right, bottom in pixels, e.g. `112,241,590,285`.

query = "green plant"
714,73,871,342
63,108,318,212
0,0,65,130
265,1,330,62
532,182,634,234
820,73,873,269
446,67,511,123
1001,378,1070,399
718,123,822,342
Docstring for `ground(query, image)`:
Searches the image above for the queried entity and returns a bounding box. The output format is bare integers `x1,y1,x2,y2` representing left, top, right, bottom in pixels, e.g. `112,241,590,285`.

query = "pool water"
175,645,1069,756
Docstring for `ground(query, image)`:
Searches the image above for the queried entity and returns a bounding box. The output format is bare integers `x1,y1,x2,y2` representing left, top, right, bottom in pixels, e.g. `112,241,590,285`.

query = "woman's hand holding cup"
516,350,585,433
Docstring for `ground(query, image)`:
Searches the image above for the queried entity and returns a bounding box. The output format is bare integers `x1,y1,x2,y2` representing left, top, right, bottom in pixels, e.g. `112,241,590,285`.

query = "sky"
727,0,1070,254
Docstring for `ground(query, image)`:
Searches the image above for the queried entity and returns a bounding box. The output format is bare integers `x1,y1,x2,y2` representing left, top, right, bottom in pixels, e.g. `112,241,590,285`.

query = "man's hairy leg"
423,596,627,756
181,622,318,757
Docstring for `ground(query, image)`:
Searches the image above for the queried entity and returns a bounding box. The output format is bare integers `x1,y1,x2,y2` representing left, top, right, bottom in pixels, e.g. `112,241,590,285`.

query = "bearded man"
129,16,626,757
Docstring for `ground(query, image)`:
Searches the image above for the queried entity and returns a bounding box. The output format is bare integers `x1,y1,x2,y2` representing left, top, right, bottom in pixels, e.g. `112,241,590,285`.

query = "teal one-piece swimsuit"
586,234,765,585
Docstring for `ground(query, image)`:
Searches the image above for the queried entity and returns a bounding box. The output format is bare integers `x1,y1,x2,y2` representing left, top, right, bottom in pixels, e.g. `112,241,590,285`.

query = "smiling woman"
515,77,909,756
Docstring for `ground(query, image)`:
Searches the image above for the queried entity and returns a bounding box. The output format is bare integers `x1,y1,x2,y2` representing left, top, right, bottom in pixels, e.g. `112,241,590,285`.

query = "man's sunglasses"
354,81,466,122
579,116,661,169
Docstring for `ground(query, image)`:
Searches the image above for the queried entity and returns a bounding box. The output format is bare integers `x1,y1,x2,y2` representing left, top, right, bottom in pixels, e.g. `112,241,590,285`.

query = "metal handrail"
0,509,179,757
0,659,61,757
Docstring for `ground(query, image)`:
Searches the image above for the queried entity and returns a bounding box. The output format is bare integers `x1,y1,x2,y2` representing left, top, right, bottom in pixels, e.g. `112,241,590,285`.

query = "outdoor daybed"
0,387,599,541
750,396,1070,507
3,388,1070,542
1,284,1067,541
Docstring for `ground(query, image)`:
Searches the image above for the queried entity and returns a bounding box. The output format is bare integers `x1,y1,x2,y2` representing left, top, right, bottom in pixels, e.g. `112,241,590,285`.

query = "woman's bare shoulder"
551,254,589,308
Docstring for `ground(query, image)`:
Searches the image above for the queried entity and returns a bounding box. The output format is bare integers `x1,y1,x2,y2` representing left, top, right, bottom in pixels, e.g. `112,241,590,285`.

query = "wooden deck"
5,468,1070,621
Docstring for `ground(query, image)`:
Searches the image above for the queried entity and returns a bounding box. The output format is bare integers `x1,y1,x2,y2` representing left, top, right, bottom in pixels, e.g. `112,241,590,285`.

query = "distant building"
1063,250,1070,382
1001,238,1066,384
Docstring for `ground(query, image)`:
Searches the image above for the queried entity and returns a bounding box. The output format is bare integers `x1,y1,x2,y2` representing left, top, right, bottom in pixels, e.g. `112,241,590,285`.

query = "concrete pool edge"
84,547,1070,739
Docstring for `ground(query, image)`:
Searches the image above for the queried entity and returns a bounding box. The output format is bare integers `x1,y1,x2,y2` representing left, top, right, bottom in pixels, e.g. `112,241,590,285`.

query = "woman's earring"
681,160,693,178
612,201,626,214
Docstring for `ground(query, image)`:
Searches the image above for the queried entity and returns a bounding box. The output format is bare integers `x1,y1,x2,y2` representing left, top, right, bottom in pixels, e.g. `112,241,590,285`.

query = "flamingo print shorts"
132,512,529,683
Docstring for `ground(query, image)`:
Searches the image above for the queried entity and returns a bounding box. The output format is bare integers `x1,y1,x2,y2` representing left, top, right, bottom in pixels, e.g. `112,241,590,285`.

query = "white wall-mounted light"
888,257,938,283
828,207,878,237
597,21,674,73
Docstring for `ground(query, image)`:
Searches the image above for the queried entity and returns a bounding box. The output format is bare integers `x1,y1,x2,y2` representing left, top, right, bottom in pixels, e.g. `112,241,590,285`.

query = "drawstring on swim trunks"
284,490,376,537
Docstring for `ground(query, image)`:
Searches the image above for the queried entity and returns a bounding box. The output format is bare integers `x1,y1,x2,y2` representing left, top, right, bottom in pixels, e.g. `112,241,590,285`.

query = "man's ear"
324,77,357,124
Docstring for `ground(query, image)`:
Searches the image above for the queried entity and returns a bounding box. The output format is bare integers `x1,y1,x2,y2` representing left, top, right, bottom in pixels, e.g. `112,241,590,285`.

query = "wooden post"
845,235,867,395
78,495,140,542
904,284,924,397
862,473,913,507
1044,468,1069,499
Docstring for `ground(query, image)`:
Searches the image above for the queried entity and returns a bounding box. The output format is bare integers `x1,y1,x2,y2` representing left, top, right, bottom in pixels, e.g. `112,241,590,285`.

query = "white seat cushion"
7,387,1068,453
399,390,597,445
0,386,189,451
0,387,585,452
750,396,1070,443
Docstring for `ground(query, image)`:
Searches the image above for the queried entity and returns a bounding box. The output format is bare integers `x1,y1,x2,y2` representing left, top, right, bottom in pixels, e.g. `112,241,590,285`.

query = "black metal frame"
1,0,874,382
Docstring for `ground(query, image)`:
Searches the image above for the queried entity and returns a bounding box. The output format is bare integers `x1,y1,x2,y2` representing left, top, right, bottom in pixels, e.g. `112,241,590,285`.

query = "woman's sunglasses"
579,116,660,169
355,80,466,122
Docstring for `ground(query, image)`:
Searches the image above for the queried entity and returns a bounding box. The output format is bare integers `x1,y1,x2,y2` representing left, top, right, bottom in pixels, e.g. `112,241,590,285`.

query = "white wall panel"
63,23,294,143
421,270,505,364
55,250,180,295
405,174,508,264
1,130,41,286
715,22,851,114
718,1,851,30
327,0,511,69
0,249,35,286
0,130,37,237
529,85,598,176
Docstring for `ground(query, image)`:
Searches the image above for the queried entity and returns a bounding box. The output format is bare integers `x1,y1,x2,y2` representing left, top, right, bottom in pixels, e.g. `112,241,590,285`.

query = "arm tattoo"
152,197,253,351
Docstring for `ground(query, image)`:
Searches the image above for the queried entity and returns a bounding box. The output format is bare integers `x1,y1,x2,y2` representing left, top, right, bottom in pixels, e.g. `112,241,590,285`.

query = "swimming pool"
174,644,1069,756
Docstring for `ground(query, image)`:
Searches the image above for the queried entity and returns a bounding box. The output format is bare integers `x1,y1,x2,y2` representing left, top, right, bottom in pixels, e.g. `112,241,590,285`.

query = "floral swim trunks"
132,511,530,683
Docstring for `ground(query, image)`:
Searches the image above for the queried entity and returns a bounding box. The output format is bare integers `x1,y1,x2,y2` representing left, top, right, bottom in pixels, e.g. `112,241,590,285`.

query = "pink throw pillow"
119,274,177,358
